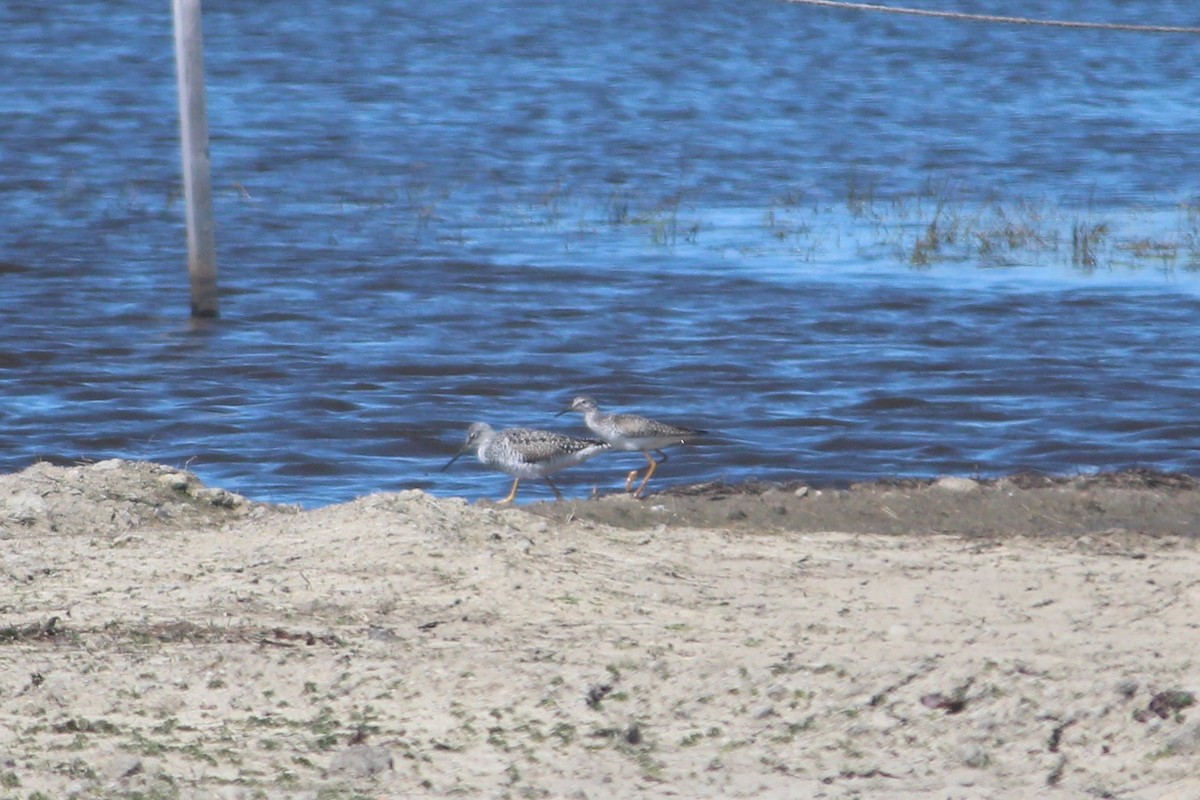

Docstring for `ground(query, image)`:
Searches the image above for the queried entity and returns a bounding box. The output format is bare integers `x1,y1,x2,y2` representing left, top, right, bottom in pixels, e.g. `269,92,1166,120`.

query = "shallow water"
2,1,1199,504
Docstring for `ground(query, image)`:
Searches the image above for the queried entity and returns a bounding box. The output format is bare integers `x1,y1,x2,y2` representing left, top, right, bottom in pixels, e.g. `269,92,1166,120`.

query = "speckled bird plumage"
564,396,704,452
558,396,705,497
443,422,609,503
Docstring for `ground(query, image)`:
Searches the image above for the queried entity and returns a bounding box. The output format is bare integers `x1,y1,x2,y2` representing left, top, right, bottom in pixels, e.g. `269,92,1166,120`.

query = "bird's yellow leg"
634,451,660,498
624,467,642,492
500,478,521,504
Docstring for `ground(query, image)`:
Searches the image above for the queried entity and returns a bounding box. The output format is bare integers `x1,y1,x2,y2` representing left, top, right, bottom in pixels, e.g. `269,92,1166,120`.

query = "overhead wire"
783,0,1200,35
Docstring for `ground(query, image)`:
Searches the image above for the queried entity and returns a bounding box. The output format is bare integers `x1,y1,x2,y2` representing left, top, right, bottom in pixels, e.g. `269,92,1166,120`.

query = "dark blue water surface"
3,1,1200,504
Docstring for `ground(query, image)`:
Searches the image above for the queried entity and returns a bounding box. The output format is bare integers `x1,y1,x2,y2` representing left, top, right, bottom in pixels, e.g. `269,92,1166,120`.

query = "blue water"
3,1,1200,505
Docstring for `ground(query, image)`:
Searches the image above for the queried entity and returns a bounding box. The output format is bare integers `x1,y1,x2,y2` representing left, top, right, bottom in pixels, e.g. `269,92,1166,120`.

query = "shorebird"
442,422,609,504
557,395,705,498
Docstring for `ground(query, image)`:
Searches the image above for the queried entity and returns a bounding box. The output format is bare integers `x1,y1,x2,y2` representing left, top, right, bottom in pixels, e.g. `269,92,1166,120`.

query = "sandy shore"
2,460,1198,799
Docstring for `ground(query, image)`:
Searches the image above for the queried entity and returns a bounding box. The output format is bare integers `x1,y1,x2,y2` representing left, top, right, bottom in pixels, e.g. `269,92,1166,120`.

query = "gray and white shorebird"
442,422,609,504
557,395,706,498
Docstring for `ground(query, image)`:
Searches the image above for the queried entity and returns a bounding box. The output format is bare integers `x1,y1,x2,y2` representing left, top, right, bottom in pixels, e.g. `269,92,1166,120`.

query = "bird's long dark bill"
553,408,570,418
441,450,466,472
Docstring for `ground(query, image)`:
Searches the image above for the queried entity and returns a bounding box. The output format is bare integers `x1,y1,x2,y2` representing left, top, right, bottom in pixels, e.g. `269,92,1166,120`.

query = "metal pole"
173,0,219,318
